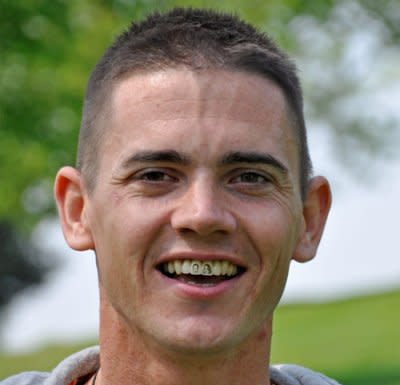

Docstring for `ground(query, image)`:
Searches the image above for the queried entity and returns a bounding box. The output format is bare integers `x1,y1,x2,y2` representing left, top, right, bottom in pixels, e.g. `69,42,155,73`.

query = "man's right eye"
136,170,177,182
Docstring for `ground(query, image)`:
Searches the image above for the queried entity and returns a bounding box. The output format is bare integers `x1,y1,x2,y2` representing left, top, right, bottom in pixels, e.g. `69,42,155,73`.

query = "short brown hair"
77,8,312,198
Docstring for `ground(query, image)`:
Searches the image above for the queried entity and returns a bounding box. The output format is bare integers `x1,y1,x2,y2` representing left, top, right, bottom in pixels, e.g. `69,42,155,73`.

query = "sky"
2,145,400,353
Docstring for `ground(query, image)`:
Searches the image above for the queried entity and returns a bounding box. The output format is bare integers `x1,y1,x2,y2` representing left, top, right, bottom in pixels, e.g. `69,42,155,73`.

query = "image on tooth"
192,263,200,274
203,263,212,275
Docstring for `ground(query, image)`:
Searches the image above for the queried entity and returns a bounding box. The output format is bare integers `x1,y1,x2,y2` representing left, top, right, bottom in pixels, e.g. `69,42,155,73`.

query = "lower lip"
156,270,243,300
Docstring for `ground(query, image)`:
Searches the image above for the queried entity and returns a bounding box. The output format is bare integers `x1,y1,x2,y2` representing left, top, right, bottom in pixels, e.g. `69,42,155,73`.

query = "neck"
97,297,273,385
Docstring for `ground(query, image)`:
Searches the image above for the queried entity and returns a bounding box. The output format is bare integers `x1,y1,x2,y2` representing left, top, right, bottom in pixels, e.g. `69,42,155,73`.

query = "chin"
152,319,248,355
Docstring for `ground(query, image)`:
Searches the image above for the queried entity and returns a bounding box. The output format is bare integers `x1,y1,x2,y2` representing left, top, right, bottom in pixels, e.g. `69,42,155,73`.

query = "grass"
271,289,400,384
1,289,399,384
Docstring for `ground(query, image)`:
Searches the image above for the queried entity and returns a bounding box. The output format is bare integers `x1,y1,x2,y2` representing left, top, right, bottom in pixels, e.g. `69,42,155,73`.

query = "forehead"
104,68,299,175
112,69,289,127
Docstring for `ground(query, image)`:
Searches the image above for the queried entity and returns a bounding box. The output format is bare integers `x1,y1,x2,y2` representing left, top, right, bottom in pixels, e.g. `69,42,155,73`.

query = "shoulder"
0,372,48,385
270,364,342,385
0,347,100,385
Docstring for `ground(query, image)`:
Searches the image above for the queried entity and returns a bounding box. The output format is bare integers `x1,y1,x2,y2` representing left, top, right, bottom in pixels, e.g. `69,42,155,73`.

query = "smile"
158,259,244,285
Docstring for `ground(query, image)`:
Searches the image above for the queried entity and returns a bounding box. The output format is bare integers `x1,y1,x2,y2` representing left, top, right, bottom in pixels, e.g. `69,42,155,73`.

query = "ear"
293,176,332,263
54,166,94,251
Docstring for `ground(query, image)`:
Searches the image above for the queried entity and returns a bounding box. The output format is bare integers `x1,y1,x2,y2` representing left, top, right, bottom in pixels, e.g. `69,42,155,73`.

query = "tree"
0,221,53,310
1,0,399,313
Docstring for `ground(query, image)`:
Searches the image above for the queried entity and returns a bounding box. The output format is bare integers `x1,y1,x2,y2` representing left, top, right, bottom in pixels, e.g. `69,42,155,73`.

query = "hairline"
79,64,310,199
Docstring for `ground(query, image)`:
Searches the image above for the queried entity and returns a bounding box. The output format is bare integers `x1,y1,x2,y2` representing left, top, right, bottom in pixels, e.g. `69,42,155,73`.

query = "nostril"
171,207,237,236
177,226,229,235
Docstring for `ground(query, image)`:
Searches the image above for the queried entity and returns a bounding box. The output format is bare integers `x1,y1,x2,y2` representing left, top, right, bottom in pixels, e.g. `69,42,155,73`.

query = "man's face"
84,68,305,353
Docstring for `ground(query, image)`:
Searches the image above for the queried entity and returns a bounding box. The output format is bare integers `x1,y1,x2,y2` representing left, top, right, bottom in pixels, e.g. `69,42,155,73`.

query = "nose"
170,176,237,236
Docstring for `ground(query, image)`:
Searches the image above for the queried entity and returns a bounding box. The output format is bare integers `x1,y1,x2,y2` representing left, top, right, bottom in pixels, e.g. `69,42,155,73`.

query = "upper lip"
155,251,246,269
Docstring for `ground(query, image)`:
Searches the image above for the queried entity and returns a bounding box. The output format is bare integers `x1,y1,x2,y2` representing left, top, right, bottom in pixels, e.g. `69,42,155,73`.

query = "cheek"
247,203,300,260
253,204,301,299
93,198,171,275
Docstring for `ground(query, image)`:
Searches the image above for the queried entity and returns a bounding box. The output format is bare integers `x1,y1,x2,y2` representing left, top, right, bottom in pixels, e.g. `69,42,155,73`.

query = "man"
2,7,336,385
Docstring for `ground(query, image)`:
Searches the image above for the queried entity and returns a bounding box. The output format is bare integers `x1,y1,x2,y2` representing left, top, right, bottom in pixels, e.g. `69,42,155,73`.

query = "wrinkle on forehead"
108,68,300,181
112,68,286,125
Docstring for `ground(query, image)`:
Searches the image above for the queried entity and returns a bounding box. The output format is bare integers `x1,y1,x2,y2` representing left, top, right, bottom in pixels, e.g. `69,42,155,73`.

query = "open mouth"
157,259,245,286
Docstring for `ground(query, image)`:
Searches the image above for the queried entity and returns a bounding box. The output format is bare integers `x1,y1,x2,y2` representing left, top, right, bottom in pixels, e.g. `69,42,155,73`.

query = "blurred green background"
1,1,399,384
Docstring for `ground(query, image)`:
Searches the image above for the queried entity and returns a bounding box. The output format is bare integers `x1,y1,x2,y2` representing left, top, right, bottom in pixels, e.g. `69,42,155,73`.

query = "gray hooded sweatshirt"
0,346,341,385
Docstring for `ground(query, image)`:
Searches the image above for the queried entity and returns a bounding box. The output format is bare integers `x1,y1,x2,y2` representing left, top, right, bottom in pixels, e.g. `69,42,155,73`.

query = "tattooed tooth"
191,262,201,275
202,262,212,276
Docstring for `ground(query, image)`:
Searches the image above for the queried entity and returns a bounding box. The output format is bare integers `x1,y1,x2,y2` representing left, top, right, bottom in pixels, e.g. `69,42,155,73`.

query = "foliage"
1,289,399,384
0,0,159,229
0,221,53,309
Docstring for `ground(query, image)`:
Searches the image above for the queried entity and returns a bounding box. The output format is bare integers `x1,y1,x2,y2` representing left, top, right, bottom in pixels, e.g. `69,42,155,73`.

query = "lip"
155,268,244,300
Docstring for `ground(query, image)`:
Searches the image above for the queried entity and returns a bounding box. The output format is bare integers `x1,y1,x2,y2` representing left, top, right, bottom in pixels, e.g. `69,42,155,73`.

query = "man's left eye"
231,172,270,184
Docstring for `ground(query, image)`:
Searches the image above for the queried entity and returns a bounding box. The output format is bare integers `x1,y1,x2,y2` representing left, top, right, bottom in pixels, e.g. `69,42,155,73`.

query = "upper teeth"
163,260,238,276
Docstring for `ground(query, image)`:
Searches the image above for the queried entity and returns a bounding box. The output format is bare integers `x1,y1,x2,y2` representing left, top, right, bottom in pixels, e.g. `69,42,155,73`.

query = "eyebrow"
119,150,288,174
120,150,191,169
220,151,288,174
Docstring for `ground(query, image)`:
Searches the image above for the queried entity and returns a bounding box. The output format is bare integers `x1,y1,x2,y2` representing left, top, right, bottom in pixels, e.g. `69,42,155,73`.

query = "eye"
135,169,178,183
230,171,271,185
